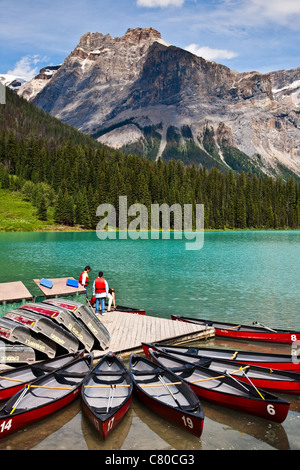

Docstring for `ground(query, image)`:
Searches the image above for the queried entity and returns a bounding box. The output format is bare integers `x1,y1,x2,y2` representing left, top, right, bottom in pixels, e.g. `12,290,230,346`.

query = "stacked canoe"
0,298,111,365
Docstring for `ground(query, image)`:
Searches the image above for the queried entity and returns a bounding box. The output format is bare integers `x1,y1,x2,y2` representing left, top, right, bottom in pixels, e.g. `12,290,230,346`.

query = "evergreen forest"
0,87,300,231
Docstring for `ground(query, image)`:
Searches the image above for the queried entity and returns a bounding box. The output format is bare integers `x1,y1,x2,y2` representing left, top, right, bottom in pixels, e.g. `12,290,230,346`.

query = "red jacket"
79,271,89,287
94,277,106,294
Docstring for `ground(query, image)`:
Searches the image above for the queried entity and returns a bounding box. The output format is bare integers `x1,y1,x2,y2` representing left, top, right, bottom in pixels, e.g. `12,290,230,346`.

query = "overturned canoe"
19,303,94,352
142,343,300,372
0,341,36,366
0,317,56,358
145,344,300,395
129,354,204,437
171,316,300,344
81,352,133,440
0,350,84,400
5,310,79,354
149,349,290,424
0,353,93,439
43,299,110,350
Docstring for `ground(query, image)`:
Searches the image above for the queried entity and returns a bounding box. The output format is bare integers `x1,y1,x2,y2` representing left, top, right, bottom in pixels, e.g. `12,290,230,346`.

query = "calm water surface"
0,230,299,450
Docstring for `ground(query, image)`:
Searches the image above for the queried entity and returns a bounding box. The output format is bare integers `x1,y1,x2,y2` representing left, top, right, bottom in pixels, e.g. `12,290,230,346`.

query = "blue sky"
1,0,299,79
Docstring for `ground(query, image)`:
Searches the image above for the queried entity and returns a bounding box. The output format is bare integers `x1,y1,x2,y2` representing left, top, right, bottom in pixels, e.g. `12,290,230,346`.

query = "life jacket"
79,271,89,287
94,277,106,294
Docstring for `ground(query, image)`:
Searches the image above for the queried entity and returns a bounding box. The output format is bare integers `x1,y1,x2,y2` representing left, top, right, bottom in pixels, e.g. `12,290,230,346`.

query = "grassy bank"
0,189,85,232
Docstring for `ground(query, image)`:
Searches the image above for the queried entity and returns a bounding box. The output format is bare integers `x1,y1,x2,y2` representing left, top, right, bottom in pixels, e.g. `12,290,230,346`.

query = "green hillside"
0,87,300,231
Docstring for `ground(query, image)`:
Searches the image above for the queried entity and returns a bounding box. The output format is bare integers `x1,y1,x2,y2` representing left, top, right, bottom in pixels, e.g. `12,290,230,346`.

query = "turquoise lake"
0,230,300,450
0,230,299,329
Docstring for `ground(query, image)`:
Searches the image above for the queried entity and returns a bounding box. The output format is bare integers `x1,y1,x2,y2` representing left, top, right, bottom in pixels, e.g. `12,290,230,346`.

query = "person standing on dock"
93,271,109,315
79,266,91,294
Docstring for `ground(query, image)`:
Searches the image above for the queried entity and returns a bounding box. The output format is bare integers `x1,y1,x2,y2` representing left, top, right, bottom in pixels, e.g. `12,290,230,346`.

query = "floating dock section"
0,282,33,304
93,311,215,358
33,277,86,298
0,280,215,360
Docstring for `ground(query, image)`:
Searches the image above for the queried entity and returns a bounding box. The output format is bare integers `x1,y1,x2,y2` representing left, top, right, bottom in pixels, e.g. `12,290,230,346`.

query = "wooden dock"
94,311,215,358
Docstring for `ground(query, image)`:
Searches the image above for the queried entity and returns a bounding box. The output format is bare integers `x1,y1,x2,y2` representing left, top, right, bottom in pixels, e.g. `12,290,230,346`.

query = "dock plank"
94,311,215,358
0,281,33,303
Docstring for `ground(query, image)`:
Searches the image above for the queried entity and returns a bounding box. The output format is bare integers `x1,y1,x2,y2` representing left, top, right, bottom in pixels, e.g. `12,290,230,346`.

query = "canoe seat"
131,368,164,376
170,365,195,373
55,370,87,378
180,404,201,412
31,364,58,373
92,405,119,415
94,371,127,376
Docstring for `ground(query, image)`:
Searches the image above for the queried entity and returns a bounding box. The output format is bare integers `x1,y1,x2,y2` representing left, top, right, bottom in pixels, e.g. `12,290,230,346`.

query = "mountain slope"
19,27,300,178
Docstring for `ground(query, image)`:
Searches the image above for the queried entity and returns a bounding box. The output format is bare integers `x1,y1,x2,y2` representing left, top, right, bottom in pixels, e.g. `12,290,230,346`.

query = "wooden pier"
94,311,215,358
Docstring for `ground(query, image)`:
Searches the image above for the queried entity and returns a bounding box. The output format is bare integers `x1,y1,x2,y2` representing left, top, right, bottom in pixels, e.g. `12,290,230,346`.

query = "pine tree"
37,195,48,221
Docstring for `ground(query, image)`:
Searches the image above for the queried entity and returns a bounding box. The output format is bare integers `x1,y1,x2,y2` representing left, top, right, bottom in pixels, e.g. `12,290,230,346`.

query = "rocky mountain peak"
17,28,300,178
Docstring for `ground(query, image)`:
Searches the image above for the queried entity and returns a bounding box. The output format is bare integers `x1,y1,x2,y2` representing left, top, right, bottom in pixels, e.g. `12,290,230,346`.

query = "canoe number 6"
267,404,275,416
0,419,12,433
182,416,194,429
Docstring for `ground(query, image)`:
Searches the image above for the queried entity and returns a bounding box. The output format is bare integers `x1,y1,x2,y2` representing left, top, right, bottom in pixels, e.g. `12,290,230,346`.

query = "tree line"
0,87,300,230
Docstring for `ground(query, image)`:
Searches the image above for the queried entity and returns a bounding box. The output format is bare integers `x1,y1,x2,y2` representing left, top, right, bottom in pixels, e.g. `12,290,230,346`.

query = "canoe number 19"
0,419,12,433
182,416,194,429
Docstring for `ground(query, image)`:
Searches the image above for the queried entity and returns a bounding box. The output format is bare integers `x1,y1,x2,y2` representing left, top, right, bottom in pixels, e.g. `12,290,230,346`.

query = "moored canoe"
149,348,290,424
0,353,93,439
129,353,204,437
171,315,300,344
142,343,300,372
81,352,133,439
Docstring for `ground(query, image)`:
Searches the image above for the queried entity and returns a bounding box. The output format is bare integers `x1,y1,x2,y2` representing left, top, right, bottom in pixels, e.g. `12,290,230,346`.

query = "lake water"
0,230,299,451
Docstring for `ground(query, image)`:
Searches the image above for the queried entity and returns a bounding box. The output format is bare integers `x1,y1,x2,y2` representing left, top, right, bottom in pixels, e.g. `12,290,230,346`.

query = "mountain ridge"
17,27,300,178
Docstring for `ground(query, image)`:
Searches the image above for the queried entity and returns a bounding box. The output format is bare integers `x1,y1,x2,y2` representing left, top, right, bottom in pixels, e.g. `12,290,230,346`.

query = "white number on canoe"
0,419,12,433
182,416,194,429
291,335,297,342
267,404,275,415
107,416,115,431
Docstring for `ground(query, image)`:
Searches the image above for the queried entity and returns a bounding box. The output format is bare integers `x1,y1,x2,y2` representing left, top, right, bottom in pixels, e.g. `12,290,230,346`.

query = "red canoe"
81,352,133,440
0,350,84,401
149,349,290,424
129,354,204,437
142,343,300,372
171,315,300,344
143,344,300,394
0,354,93,439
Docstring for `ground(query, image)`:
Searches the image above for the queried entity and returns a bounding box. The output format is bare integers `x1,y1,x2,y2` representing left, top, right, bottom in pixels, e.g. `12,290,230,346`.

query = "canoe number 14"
0,419,12,433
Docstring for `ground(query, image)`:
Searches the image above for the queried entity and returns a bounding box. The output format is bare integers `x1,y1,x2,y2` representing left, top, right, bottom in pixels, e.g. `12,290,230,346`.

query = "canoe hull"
0,354,92,439
82,395,132,440
0,351,84,401
0,387,81,439
171,315,300,344
81,353,133,440
142,343,300,372
187,381,289,423
143,344,300,394
130,354,204,438
149,350,290,424
133,383,204,437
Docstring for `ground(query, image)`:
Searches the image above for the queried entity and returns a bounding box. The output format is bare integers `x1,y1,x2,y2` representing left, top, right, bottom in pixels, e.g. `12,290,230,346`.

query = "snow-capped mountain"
16,28,300,178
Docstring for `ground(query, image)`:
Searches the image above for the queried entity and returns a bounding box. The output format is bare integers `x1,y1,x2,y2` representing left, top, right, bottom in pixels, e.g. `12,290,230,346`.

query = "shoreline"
1,228,300,234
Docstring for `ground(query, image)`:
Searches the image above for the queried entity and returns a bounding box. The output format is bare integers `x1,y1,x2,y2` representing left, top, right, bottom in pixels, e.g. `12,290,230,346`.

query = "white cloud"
249,0,300,23
6,55,48,80
185,44,238,61
137,0,184,7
